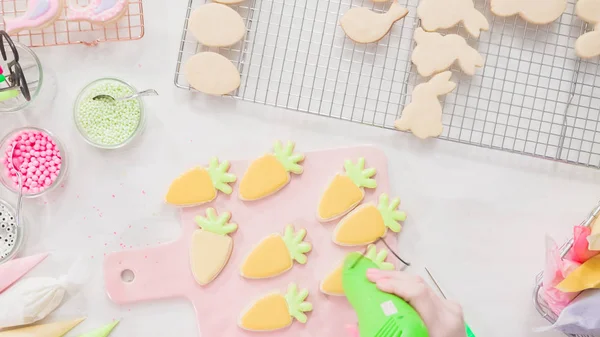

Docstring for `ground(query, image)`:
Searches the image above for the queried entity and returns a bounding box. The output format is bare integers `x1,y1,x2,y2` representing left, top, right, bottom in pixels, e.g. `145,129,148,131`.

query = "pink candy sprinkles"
2,129,62,194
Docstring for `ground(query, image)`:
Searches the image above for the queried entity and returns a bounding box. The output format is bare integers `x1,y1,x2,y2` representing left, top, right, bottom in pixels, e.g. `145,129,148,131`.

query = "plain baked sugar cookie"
490,0,566,24
184,52,241,96
411,27,484,76
394,72,456,139
340,2,408,43
575,0,600,58
418,0,489,38
188,3,246,47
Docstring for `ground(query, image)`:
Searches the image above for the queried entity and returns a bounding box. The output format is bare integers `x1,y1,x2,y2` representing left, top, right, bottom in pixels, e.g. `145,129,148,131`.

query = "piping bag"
0,258,90,329
342,251,429,337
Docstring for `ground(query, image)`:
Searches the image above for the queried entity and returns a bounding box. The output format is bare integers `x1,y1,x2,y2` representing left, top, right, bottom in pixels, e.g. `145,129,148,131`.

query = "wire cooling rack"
0,0,145,47
174,0,600,168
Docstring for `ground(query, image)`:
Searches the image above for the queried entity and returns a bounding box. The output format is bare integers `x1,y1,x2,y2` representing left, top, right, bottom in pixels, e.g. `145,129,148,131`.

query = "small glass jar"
0,198,24,264
0,41,44,114
0,127,69,198
73,78,146,149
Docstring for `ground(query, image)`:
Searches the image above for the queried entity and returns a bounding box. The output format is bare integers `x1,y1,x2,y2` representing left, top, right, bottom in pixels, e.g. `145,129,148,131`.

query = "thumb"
372,274,435,316
345,324,360,337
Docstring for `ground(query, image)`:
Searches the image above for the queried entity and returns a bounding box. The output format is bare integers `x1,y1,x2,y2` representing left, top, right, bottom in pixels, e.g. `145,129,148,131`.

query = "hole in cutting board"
121,269,135,283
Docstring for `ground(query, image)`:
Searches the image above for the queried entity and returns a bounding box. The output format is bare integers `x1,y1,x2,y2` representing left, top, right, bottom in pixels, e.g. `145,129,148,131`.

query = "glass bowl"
73,78,146,149
0,198,25,264
0,41,43,114
0,127,69,198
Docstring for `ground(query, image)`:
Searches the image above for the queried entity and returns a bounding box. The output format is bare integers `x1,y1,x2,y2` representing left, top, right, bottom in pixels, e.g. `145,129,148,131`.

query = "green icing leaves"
77,321,119,337
195,208,238,235
377,194,406,233
284,283,313,324
364,244,394,270
273,141,304,174
207,157,237,194
282,224,312,264
344,158,377,189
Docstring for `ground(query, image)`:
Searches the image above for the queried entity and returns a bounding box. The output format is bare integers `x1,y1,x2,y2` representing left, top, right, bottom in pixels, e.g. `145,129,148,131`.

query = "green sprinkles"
76,80,142,146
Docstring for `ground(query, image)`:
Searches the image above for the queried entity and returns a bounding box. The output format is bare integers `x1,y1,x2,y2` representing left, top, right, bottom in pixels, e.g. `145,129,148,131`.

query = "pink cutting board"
104,146,399,337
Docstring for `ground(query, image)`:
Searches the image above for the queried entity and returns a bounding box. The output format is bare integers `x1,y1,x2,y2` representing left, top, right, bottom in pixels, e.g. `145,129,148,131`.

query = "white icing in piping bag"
0,258,90,329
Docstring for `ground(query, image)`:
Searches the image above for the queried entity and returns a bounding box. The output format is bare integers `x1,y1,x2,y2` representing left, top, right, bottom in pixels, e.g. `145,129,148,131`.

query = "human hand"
346,269,467,337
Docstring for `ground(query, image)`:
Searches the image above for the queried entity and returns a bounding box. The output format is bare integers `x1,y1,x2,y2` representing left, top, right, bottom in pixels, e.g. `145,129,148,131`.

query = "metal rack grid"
0,0,145,47
532,201,600,337
174,0,600,168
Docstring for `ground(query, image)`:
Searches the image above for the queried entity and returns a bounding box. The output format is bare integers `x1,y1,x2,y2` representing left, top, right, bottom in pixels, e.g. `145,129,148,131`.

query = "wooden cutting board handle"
103,240,193,304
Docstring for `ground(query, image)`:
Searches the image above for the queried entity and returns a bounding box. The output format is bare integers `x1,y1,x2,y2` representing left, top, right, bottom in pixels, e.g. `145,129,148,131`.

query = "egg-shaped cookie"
189,3,246,47
184,52,241,95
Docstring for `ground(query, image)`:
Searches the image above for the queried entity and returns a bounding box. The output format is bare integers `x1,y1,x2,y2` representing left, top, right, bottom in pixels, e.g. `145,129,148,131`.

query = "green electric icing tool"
342,246,476,337
342,251,429,337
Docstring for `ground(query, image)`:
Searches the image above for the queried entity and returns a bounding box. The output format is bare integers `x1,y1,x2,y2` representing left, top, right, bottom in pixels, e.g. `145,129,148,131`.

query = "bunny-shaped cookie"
411,28,484,77
418,0,489,38
490,0,566,24
394,72,456,139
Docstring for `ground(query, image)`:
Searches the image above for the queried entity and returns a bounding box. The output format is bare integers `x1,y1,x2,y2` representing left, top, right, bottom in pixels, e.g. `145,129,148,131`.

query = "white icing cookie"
67,0,129,24
411,27,484,77
190,208,237,285
490,0,566,24
3,0,65,34
394,71,456,139
189,3,246,47
184,52,241,96
417,0,489,38
340,3,408,43
575,0,600,58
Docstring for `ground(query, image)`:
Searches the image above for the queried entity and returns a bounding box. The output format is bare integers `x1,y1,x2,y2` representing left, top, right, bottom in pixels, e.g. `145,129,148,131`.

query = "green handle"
465,324,475,337
342,252,429,337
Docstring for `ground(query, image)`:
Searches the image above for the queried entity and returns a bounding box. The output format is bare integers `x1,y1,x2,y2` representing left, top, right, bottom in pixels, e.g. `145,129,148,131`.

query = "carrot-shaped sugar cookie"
239,283,313,331
334,194,406,246
190,208,238,285
318,158,377,222
320,244,394,296
239,141,304,201
241,225,311,279
165,157,236,207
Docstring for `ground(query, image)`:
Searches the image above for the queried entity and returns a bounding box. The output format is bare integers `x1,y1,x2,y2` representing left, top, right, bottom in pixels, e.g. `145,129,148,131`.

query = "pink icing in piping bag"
67,0,128,23
3,0,64,34
0,253,48,293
